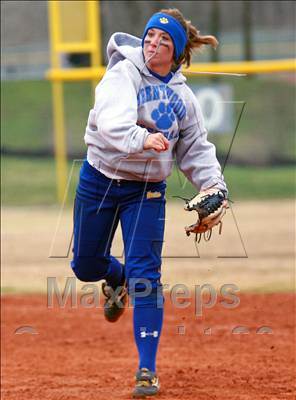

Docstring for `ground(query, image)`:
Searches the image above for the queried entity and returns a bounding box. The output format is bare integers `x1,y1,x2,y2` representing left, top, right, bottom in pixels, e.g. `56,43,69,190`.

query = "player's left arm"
175,88,228,194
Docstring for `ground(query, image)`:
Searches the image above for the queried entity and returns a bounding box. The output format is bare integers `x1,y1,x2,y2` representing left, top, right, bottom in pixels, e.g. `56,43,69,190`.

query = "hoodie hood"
106,32,186,84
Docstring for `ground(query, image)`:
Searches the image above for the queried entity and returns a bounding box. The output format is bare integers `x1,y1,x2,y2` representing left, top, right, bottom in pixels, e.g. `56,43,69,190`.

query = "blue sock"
105,256,124,289
133,291,164,372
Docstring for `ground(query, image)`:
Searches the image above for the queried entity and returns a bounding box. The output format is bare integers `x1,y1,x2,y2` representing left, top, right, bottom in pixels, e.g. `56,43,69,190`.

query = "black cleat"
101,281,127,323
132,368,160,398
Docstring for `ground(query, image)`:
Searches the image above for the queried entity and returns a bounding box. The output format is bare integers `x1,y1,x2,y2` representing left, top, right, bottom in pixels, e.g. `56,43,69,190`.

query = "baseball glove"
182,188,228,242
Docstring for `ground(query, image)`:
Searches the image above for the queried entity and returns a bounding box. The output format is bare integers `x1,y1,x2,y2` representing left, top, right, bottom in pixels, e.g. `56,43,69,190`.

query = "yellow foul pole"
48,1,67,203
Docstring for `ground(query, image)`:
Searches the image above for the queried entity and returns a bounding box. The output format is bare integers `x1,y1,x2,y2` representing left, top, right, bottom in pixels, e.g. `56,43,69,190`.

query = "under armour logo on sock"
140,327,159,338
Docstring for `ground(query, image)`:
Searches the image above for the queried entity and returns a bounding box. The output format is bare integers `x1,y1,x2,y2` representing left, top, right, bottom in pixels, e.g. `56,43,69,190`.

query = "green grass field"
1,156,295,206
1,76,295,164
1,76,295,206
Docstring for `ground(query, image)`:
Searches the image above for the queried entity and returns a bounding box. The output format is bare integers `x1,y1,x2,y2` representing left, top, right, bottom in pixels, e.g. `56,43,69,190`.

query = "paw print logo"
151,102,175,130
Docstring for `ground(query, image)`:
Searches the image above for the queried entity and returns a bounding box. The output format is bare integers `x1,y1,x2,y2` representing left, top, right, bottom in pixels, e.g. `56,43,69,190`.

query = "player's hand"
144,133,169,153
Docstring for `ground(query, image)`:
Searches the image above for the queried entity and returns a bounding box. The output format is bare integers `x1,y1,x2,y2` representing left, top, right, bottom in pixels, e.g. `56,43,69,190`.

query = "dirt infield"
1,293,295,400
1,201,295,398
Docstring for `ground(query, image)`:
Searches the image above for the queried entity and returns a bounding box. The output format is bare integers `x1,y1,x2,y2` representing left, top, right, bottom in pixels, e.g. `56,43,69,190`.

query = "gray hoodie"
85,32,227,192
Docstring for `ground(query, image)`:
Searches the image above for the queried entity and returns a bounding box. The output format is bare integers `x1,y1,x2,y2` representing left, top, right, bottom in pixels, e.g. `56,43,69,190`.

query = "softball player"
71,8,227,398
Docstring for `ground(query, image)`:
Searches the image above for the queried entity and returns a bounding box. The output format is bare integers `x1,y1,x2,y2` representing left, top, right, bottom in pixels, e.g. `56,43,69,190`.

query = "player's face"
143,28,174,71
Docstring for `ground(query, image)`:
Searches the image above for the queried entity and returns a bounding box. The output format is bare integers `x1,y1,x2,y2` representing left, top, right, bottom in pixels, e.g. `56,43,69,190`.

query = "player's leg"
120,180,166,396
71,160,124,289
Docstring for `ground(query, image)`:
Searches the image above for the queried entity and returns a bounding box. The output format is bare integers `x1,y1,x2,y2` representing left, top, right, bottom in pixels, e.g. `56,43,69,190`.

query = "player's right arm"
85,60,166,155
143,132,169,152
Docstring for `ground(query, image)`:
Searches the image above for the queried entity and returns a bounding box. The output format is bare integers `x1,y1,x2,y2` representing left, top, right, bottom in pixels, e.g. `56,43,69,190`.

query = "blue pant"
71,160,166,294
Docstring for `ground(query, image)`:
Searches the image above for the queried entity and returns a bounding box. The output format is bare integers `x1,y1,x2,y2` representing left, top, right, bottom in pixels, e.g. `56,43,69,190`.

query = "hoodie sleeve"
86,60,150,155
175,88,228,194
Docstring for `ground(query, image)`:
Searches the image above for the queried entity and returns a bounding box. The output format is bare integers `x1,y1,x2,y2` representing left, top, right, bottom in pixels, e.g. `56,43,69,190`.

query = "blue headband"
142,12,187,61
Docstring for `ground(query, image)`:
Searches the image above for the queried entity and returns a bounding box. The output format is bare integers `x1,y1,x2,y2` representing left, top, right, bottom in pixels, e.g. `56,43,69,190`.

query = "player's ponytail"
160,8,219,68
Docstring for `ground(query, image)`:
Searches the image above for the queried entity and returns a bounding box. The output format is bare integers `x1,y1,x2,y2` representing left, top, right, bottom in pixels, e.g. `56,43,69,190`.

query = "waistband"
85,160,165,186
